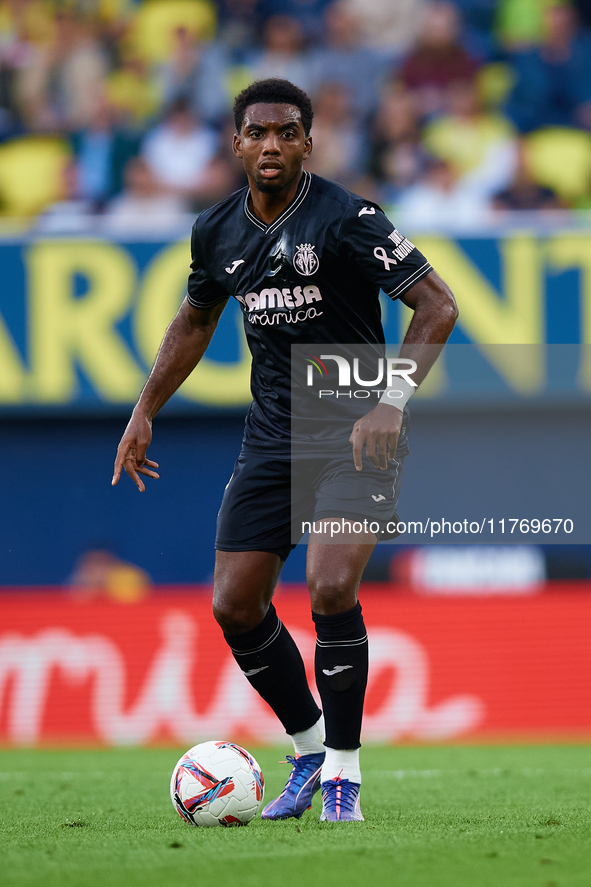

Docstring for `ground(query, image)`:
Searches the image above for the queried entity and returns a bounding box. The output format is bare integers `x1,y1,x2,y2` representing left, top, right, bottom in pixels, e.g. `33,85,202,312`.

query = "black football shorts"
215,444,407,561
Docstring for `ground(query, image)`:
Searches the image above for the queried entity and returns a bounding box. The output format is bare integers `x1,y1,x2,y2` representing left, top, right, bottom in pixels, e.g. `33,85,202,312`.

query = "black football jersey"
187,171,432,455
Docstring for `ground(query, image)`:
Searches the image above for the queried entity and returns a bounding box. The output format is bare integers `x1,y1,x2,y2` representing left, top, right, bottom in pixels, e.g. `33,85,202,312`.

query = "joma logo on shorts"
236,285,322,312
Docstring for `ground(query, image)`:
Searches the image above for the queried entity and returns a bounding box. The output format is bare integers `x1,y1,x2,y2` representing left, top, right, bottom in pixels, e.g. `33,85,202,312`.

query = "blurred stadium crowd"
1,0,591,227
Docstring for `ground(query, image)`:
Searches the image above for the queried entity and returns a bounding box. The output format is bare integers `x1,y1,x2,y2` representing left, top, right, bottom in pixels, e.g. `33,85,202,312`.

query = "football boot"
261,752,325,820
320,777,364,822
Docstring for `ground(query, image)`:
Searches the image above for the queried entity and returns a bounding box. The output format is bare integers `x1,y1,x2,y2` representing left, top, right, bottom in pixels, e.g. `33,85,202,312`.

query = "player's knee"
308,576,357,615
212,597,268,635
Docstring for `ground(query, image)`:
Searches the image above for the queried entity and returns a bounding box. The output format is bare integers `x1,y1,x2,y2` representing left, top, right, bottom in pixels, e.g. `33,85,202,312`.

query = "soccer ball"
170,740,264,827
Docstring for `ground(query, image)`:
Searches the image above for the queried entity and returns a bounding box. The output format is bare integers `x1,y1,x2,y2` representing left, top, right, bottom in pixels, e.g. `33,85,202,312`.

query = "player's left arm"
350,270,458,470
397,268,458,384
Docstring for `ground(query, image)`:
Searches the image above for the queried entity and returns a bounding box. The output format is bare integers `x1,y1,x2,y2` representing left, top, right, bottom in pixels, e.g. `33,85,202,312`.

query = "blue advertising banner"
1,228,591,413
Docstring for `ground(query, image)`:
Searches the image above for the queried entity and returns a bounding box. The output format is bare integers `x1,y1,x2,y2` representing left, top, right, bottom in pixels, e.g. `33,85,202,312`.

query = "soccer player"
112,79,457,822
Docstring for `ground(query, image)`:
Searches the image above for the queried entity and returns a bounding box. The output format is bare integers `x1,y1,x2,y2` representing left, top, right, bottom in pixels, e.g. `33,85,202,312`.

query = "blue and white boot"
320,777,364,822
261,752,325,820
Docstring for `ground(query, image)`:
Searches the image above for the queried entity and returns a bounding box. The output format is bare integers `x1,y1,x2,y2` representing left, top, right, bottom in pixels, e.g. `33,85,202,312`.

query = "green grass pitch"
1,745,590,887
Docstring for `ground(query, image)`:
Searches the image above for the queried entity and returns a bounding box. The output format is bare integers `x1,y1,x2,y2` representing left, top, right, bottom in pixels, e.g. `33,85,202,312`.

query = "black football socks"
225,603,321,736
312,602,368,750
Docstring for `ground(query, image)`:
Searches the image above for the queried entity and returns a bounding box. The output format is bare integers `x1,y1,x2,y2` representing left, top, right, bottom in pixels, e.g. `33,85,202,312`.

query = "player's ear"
232,133,243,159
303,134,312,161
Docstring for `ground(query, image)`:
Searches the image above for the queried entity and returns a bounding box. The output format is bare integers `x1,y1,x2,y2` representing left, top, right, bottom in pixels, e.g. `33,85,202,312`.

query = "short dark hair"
233,78,314,135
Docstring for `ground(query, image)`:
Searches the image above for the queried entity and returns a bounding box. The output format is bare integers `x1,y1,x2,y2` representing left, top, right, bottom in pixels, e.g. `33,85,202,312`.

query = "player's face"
233,103,312,194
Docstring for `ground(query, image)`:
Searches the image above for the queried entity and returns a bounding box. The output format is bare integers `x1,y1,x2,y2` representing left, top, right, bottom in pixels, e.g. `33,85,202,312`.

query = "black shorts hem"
215,542,295,561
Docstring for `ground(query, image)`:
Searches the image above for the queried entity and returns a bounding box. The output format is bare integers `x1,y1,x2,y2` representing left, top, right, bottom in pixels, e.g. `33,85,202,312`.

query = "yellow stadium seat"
495,0,559,48
424,112,514,177
525,127,591,203
127,0,217,64
106,67,162,125
0,0,55,46
0,137,71,217
98,0,137,22
477,62,515,109
225,65,256,105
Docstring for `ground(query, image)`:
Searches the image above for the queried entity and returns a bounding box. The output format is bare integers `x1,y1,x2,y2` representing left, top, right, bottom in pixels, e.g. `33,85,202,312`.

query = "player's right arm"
112,297,228,491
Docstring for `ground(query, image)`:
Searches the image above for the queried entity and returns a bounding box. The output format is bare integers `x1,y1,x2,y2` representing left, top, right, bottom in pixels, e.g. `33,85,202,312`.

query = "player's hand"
112,413,160,492
349,403,403,471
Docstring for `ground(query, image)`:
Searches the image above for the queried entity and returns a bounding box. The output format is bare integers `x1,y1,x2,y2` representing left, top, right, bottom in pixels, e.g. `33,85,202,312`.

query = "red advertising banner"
0,587,590,745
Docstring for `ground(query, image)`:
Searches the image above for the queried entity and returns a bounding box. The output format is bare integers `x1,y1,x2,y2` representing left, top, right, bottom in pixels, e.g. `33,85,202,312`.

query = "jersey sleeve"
186,219,229,309
340,204,432,300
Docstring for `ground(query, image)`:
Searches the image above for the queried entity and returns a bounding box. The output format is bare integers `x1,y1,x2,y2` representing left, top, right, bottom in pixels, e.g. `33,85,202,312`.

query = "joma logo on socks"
242,666,269,677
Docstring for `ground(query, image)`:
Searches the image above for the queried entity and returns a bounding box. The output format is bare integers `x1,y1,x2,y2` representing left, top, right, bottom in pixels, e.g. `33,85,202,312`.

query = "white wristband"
379,377,416,411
